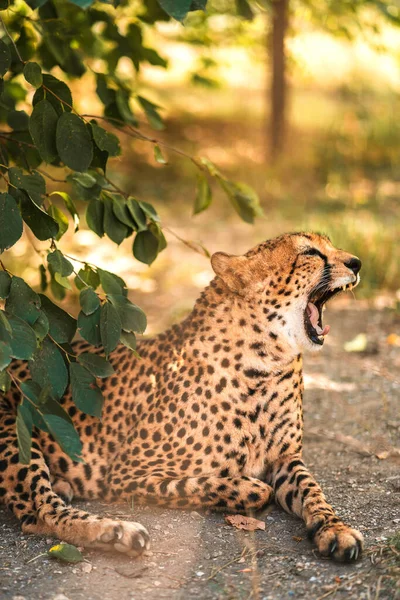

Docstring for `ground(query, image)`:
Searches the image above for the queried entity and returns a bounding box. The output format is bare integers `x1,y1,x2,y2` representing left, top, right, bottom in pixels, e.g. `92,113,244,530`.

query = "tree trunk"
270,0,289,160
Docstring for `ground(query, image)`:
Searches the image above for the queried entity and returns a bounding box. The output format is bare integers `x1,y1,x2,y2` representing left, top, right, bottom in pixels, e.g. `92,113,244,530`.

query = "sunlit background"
5,0,400,333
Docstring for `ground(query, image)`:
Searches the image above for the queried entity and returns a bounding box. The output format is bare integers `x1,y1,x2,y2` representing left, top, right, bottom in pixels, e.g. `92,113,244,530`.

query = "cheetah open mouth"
304,282,355,345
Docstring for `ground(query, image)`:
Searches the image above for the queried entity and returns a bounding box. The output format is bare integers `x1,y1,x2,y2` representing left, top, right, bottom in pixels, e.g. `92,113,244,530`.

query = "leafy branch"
0,0,261,463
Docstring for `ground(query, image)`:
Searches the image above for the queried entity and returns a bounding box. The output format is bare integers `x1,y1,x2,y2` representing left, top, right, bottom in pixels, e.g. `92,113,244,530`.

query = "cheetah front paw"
93,520,150,557
307,518,363,562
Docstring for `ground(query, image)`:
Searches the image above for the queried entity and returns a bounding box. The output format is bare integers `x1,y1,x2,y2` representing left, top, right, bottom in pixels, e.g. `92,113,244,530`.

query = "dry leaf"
344,333,368,353
292,536,303,542
387,334,400,347
225,515,265,531
238,568,253,573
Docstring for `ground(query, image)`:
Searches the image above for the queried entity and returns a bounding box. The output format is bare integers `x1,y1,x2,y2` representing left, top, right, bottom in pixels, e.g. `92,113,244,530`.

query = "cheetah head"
211,232,361,354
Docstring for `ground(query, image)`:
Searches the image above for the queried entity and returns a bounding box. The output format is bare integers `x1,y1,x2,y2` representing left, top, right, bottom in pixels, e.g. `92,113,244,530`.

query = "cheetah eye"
302,248,324,258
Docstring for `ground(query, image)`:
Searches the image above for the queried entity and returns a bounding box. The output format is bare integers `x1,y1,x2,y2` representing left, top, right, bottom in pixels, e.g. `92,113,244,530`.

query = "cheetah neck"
172,277,302,381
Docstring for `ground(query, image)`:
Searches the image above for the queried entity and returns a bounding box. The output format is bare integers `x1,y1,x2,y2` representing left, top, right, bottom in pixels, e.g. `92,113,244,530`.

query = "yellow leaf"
344,333,368,353
387,334,400,347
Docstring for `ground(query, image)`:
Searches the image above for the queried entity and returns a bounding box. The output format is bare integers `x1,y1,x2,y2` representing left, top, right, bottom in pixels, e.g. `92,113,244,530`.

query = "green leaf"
0,369,11,392
0,341,12,370
77,352,115,378
77,308,101,346
7,110,30,131
68,172,102,201
120,330,137,351
8,315,38,360
194,173,212,215
54,272,71,289
115,89,137,125
33,74,72,117
43,415,83,462
95,74,114,107
5,276,41,326
50,192,79,231
69,172,97,188
91,123,120,157
48,205,69,240
50,272,66,301
98,269,127,296
48,543,83,563
23,61,43,88
0,271,11,299
39,295,76,344
38,266,47,293
200,157,220,177
29,100,58,163
75,265,99,291
8,167,46,197
219,179,263,224
79,287,100,316
100,301,121,356
0,193,23,253
137,95,164,130
103,194,129,245
108,295,147,334
127,198,147,231
236,0,254,20
16,403,33,465
139,200,160,223
31,310,49,342
19,192,59,241
47,249,74,277
108,193,135,228
133,230,159,265
21,381,75,433
0,39,11,77
56,113,93,172
69,362,103,417
68,0,93,8
29,338,68,399
86,198,104,238
0,310,12,339
154,144,167,164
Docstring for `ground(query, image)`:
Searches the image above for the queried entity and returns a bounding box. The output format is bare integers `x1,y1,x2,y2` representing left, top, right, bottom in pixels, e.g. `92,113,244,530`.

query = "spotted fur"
0,232,363,561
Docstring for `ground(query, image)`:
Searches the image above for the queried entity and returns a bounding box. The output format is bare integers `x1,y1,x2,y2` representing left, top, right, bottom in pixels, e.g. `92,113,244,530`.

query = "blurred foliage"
0,0,264,462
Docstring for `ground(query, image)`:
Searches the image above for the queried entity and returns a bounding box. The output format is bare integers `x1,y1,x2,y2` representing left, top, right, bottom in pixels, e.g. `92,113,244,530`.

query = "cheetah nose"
344,257,361,276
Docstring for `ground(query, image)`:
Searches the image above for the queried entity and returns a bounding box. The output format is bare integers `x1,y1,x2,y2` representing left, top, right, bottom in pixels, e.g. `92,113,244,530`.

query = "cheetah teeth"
340,283,353,292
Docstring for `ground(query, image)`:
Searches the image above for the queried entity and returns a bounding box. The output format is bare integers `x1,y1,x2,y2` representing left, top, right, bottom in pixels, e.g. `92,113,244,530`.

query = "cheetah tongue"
307,302,330,336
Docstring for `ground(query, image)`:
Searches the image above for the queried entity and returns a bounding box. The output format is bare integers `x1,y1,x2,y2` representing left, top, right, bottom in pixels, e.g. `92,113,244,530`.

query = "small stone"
81,562,92,574
190,511,203,519
153,524,162,531
196,571,205,577
52,595,71,600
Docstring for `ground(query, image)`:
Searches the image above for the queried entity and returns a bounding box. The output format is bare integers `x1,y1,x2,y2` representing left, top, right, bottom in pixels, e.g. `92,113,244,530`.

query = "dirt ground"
0,305,399,600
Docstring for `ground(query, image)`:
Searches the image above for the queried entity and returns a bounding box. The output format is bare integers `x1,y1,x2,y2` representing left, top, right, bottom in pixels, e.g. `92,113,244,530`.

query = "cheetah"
0,232,364,561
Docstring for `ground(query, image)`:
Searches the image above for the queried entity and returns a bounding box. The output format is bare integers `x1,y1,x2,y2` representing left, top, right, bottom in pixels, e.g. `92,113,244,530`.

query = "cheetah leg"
269,453,363,562
116,474,274,512
0,419,149,557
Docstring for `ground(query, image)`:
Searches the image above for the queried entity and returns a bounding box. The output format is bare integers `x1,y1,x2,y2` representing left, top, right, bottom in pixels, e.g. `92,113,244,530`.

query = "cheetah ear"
211,252,249,293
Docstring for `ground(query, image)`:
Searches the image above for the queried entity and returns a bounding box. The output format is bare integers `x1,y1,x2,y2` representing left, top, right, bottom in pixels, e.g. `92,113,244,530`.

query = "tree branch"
0,15,24,64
